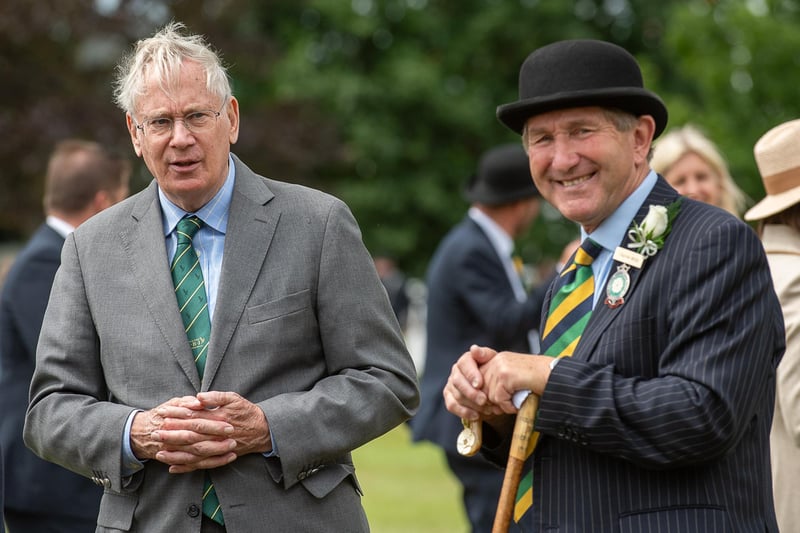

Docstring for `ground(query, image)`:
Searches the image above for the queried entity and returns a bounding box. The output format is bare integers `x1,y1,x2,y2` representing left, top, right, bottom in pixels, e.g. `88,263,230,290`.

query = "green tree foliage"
3,0,800,277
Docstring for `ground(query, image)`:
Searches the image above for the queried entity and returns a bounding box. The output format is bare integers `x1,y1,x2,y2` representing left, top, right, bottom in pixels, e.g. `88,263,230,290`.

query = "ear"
126,113,143,157
632,115,656,165
92,190,112,212
226,97,240,145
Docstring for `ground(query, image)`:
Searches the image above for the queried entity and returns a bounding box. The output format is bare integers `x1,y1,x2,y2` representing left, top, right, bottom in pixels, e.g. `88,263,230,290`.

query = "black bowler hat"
496,40,668,138
463,144,539,206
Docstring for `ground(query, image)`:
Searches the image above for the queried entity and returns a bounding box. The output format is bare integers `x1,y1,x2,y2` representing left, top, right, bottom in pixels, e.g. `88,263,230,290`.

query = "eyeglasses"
135,104,225,137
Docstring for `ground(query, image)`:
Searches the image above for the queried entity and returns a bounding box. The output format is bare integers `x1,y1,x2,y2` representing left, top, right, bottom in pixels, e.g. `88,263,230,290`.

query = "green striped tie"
171,215,224,526
514,238,603,524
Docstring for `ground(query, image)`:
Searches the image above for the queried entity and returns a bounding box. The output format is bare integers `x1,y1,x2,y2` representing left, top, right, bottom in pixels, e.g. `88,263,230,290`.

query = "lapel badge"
605,264,631,309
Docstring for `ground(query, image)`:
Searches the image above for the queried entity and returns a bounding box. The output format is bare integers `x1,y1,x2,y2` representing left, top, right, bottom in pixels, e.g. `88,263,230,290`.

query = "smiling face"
663,151,723,208
126,59,240,213
523,106,655,233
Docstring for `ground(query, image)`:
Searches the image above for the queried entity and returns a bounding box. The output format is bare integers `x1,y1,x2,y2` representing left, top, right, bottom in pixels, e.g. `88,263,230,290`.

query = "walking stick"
492,393,539,533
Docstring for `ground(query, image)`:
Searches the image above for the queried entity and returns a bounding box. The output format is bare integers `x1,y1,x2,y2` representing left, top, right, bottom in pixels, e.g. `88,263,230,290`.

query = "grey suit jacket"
24,155,420,533
486,177,784,532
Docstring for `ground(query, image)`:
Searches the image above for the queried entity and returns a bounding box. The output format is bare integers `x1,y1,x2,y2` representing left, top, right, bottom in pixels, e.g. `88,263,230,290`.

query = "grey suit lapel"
203,155,277,387
120,181,202,388
577,177,680,361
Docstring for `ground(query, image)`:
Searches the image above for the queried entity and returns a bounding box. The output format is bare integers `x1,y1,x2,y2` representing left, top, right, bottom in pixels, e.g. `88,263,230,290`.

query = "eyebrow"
527,117,603,137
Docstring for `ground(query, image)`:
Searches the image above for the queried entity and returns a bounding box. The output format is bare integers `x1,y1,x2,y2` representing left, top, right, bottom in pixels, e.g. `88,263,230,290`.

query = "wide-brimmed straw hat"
463,144,539,206
744,118,800,221
496,39,668,138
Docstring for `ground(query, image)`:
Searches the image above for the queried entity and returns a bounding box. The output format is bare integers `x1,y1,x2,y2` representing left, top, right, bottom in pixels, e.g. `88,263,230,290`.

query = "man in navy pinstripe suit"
444,39,784,532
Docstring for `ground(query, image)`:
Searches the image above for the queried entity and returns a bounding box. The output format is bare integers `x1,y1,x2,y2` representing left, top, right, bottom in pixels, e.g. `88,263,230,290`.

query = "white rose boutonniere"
605,198,682,309
627,199,682,258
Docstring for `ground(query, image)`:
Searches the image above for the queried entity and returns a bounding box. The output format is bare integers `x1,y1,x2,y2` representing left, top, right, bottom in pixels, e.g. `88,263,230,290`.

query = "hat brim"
743,185,800,221
462,176,540,206
496,87,668,139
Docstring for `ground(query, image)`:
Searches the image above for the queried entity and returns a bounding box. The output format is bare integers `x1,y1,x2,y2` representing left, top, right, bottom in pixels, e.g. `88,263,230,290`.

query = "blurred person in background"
650,123,747,216
744,118,800,533
373,254,410,332
412,143,560,532
23,22,418,533
1,139,131,532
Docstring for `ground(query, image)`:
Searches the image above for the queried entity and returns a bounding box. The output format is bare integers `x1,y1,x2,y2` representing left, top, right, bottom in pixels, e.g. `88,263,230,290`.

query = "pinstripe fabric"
499,177,784,532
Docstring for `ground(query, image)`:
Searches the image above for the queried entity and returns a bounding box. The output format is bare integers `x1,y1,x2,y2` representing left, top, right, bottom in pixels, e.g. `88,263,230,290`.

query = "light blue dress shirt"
582,170,658,308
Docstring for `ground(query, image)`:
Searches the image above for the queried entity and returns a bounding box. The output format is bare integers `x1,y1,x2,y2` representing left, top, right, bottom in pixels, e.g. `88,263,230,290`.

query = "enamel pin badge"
605,247,645,309
605,262,631,309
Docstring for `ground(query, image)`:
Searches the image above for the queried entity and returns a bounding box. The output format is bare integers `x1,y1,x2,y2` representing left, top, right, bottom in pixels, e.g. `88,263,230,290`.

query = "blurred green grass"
354,423,468,533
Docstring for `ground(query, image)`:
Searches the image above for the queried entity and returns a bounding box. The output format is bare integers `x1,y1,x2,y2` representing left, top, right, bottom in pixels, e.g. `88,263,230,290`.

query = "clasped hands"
131,391,270,473
444,345,554,424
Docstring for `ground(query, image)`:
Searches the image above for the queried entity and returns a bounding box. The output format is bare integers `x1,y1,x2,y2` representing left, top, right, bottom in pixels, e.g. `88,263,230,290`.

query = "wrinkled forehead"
135,59,213,113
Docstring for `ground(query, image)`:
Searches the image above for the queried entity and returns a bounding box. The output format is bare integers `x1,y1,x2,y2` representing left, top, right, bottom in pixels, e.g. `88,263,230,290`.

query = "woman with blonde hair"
651,123,747,216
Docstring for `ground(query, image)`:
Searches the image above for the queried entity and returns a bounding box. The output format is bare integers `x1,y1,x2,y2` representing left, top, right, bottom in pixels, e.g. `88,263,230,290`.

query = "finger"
155,438,237,462
470,344,497,365
196,390,239,409
156,417,234,437
156,405,197,419
167,452,238,474
442,386,481,421
162,395,204,410
455,347,485,389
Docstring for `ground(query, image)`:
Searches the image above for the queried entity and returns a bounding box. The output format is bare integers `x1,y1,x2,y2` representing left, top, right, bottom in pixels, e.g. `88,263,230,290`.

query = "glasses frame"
134,102,227,137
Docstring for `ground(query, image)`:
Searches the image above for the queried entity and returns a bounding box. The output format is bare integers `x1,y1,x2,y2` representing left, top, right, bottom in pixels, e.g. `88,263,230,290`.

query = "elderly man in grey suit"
444,40,784,532
24,22,419,533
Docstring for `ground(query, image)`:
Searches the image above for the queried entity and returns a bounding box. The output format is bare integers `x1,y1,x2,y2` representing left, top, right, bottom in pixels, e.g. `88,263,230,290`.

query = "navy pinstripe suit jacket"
489,177,784,532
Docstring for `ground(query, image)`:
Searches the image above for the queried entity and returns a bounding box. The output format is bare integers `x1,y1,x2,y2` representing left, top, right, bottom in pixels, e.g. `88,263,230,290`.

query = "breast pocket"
247,289,311,325
245,289,320,357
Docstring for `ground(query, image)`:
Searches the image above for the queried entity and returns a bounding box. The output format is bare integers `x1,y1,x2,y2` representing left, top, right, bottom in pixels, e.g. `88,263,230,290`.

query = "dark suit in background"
1,139,130,532
0,225,102,531
413,145,553,532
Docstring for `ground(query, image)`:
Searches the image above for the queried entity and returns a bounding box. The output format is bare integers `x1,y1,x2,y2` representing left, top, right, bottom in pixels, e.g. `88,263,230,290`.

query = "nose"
680,176,700,198
169,119,196,146
550,135,579,172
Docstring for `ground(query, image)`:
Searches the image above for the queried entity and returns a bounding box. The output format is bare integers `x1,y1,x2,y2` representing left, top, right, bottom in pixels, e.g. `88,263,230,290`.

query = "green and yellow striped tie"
514,238,603,524
171,215,224,526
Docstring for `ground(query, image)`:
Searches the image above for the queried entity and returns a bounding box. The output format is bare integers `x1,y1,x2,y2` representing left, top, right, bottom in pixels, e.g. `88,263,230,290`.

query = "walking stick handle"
492,394,539,533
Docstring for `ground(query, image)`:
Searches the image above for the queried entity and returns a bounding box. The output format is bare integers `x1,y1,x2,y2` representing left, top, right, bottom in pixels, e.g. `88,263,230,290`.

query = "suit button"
297,471,307,480
187,504,200,518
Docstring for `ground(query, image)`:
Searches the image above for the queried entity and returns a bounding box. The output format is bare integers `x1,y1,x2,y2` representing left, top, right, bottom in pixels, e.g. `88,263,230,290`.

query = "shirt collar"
160,154,235,236
45,215,75,238
468,206,514,258
583,169,658,250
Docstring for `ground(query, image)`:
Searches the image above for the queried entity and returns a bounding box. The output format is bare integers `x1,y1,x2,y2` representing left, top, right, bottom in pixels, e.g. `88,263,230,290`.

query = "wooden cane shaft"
492,394,539,533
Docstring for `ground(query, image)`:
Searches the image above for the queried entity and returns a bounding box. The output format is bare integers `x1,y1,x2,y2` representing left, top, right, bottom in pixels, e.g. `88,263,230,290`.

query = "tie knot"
176,215,203,245
574,238,602,266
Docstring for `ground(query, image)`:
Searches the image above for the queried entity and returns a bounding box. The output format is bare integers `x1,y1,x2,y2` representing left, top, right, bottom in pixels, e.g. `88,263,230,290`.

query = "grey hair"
113,21,232,116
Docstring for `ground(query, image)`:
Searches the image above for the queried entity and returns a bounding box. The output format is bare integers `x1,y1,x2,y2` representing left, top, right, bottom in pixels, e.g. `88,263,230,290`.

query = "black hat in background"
496,39,668,138
463,144,539,206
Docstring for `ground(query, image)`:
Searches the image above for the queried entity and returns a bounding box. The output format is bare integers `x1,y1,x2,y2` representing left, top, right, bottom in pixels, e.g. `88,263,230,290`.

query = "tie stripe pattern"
514,238,603,524
170,216,224,526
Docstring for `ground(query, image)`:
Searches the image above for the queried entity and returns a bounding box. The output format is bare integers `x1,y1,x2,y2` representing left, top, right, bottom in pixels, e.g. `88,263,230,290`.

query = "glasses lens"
142,110,219,136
